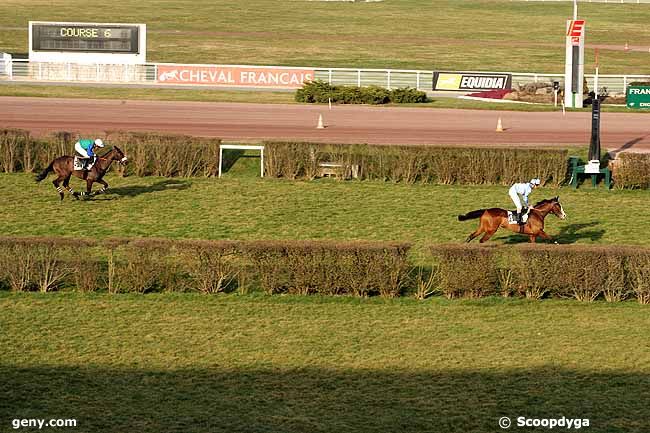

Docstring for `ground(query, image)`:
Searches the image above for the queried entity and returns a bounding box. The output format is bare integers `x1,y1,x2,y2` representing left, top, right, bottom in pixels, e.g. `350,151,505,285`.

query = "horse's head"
532,197,567,220
549,196,567,220
110,146,128,165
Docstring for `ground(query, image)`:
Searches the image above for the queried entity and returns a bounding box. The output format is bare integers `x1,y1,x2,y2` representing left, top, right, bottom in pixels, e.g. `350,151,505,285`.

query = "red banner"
157,65,315,88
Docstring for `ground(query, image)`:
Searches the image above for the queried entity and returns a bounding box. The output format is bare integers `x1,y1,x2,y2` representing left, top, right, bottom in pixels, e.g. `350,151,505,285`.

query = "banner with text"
157,65,315,88
627,86,650,109
433,72,512,91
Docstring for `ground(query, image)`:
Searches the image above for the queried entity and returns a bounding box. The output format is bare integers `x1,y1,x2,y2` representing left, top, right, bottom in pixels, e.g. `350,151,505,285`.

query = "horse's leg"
537,230,556,243
82,179,94,198
96,178,109,194
465,228,482,243
479,230,497,243
52,176,65,201
62,175,78,199
529,234,537,243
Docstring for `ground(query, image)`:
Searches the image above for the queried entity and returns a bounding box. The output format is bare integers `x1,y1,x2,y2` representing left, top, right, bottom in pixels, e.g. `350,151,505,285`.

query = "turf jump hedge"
3,129,649,187
1,237,648,304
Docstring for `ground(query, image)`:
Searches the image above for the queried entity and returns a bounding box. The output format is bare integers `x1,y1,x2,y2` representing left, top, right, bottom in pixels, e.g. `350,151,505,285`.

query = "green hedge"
2,237,650,304
0,237,411,298
429,244,650,304
295,80,428,104
264,141,568,186
0,129,221,177
612,153,650,189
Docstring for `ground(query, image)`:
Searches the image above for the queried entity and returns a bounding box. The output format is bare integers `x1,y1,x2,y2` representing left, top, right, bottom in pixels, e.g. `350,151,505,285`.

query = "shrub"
296,81,427,105
105,239,182,294
430,244,498,299
628,251,650,304
178,240,241,294
390,87,428,103
0,237,82,292
612,153,650,189
243,241,411,297
295,80,333,103
108,132,221,177
511,245,565,299
264,141,568,186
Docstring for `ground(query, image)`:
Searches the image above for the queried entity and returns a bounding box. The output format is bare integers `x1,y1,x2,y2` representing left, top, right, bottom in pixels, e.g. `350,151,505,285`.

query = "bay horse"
458,197,567,243
35,146,128,200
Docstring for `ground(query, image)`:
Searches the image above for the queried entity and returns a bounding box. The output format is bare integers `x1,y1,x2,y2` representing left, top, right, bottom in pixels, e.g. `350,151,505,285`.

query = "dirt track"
2,97,649,153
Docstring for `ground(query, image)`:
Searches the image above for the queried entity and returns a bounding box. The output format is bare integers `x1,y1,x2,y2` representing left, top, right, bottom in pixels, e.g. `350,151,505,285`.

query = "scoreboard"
32,24,140,53
29,21,146,64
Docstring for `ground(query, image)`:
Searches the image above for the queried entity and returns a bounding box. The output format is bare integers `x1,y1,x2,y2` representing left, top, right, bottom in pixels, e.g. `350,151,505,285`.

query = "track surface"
2,97,649,153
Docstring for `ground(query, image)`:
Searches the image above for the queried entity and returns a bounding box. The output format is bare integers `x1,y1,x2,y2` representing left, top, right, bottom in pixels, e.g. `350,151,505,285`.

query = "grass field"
1,157,648,258
1,292,649,433
2,1,650,74
3,2,650,429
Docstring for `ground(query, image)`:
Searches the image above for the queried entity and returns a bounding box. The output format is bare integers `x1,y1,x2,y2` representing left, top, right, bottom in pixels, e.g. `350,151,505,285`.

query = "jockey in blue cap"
74,138,105,170
508,178,541,224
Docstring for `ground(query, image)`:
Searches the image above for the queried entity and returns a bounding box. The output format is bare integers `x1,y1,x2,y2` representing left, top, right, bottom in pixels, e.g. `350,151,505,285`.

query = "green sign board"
627,86,650,109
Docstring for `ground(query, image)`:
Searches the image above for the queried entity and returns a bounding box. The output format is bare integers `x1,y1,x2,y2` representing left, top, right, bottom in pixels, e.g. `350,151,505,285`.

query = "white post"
218,147,223,178
387,70,391,90
328,69,332,85
357,70,361,87
573,0,578,20
260,147,264,177
416,71,420,90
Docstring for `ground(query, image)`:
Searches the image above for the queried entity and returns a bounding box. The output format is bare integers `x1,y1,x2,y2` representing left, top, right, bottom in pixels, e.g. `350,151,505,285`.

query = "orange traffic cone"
496,117,504,132
316,113,325,129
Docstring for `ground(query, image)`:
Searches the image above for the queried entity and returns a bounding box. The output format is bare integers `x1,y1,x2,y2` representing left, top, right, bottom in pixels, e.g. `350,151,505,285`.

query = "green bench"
568,156,611,189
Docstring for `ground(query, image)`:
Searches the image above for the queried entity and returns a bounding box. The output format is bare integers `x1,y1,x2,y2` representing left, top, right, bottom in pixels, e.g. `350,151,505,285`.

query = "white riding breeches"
508,186,523,212
74,142,90,158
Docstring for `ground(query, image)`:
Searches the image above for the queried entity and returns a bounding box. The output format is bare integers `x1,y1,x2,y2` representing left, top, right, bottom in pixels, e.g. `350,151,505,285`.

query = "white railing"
2,59,649,94
5,59,154,83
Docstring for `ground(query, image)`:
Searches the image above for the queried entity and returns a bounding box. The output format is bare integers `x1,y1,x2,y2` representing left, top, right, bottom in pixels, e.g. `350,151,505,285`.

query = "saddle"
507,208,531,225
73,155,95,171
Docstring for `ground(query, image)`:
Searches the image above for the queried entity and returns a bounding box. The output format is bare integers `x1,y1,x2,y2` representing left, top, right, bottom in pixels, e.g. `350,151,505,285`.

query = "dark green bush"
295,80,427,105
390,87,428,103
295,80,333,103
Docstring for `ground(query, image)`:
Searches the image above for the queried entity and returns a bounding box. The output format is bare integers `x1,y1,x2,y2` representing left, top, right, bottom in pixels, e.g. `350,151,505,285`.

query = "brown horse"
458,197,567,243
35,146,128,200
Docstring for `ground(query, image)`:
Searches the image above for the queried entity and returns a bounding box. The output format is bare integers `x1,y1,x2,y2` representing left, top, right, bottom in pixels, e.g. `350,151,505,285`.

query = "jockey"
509,178,541,224
74,138,105,169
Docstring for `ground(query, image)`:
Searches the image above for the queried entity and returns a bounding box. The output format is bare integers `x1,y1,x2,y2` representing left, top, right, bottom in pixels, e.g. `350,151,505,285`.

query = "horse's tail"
35,161,54,182
457,209,485,221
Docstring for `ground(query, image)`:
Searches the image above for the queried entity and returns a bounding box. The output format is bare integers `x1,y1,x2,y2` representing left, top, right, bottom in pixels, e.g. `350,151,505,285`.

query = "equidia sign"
433,72,512,91
157,65,315,88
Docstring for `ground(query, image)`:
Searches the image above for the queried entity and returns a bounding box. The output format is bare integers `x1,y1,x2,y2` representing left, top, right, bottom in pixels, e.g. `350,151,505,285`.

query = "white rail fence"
2,59,649,94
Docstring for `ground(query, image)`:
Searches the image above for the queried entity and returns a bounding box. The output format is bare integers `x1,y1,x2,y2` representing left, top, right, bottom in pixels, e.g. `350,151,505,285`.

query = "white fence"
1,59,649,94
